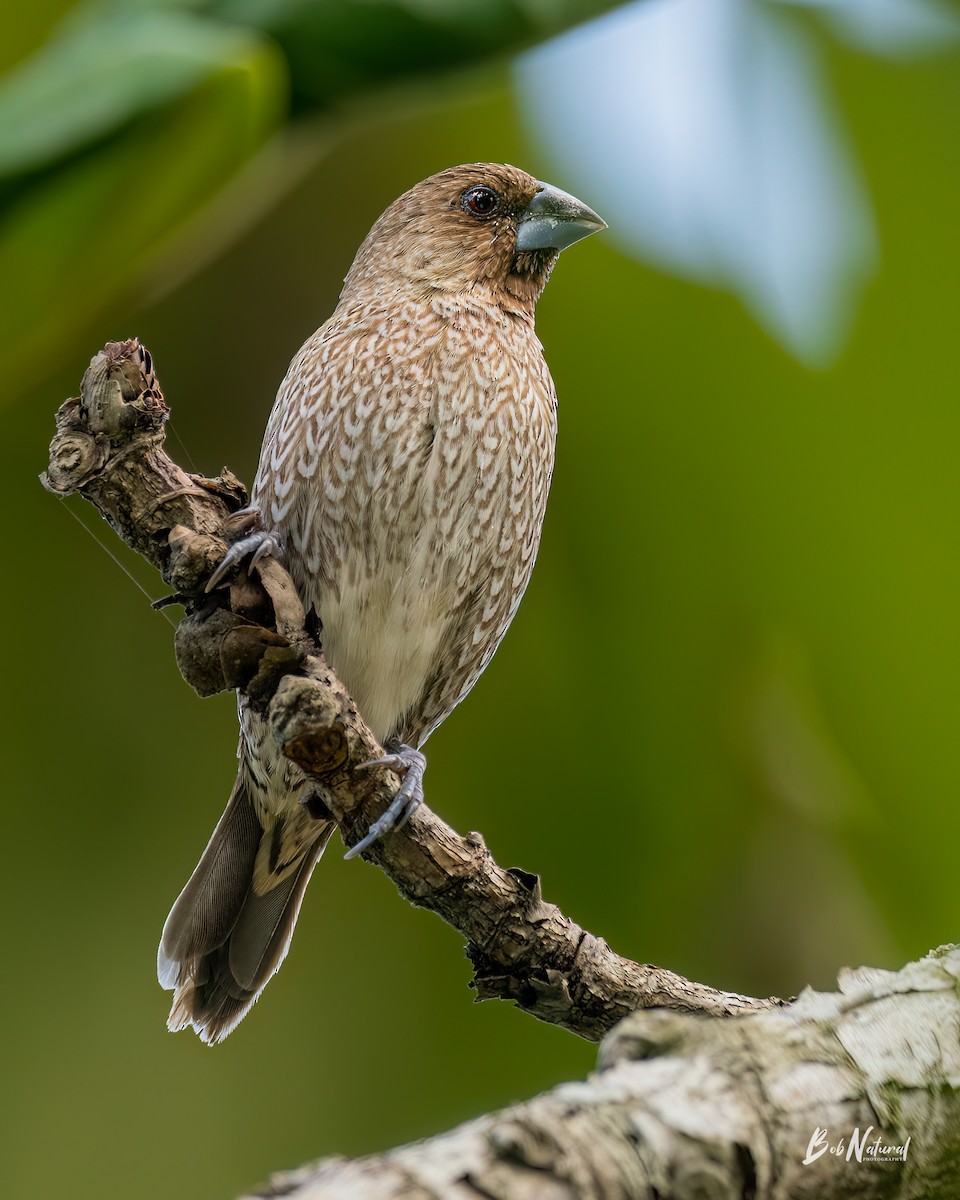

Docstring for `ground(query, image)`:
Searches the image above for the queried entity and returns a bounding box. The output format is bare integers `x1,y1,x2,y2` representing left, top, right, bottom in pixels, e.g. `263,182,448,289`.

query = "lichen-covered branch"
244,945,960,1200
42,339,781,1040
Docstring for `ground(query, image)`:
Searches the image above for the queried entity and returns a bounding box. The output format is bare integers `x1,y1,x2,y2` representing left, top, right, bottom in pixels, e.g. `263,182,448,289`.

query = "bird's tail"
158,769,334,1044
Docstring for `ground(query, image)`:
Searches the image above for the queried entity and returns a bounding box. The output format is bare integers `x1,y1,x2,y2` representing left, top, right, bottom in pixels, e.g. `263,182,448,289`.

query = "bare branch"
43,340,782,1041
244,945,960,1200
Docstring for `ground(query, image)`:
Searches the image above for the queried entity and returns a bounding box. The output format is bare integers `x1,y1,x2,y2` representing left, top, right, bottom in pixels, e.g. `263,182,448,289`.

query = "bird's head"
341,163,605,313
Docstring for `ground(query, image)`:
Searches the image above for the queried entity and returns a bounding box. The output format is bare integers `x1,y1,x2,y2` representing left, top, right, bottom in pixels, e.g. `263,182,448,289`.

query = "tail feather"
227,825,333,993
159,771,335,1044
158,774,260,988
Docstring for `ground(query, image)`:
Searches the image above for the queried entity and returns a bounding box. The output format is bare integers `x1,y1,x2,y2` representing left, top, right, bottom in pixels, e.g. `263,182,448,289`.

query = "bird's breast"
254,296,557,745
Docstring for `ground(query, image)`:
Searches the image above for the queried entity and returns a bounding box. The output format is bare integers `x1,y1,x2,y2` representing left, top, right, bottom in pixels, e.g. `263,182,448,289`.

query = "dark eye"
461,186,500,218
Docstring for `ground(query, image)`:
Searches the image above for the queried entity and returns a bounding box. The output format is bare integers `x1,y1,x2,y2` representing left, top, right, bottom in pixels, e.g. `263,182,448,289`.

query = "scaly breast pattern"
252,292,557,748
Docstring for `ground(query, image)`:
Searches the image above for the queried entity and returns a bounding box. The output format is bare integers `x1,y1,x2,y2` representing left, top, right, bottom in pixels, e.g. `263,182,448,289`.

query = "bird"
158,162,605,1043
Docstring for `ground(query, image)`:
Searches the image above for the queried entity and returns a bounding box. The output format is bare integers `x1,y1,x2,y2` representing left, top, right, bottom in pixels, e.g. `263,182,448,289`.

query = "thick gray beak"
516,181,606,252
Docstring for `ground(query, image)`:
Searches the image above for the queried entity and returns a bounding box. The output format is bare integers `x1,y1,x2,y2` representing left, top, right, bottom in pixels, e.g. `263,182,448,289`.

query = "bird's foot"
345,745,427,860
205,507,283,593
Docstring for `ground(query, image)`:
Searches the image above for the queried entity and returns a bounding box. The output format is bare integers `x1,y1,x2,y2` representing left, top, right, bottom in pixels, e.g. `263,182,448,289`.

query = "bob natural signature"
803,1126,911,1166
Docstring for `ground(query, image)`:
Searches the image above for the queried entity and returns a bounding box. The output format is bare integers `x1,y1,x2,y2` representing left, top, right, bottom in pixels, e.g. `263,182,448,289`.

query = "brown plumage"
158,163,604,1042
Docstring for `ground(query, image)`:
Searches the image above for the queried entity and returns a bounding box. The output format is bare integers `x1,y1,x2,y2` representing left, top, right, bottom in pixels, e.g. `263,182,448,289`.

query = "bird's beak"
515,182,606,253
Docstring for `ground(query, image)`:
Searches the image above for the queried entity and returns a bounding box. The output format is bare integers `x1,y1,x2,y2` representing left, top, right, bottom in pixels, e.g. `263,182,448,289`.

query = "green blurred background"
3,1,959,1196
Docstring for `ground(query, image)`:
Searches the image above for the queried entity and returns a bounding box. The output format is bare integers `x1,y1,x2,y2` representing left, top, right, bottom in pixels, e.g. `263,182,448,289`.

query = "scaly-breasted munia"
159,163,604,1042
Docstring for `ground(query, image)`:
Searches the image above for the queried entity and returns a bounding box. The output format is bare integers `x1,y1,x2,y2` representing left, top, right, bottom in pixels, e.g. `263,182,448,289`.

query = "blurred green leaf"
213,0,622,108
0,0,622,399
0,2,77,75
0,9,282,175
0,22,285,394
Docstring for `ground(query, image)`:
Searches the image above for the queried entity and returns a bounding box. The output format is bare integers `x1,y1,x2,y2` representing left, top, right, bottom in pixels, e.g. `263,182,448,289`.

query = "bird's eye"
461,186,500,219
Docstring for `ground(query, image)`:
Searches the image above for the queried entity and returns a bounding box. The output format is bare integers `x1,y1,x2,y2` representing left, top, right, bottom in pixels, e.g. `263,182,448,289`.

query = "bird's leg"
205,506,283,593
345,745,427,860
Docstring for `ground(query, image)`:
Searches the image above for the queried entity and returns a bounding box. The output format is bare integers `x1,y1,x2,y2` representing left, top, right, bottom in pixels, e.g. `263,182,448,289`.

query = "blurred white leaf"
775,0,960,57
516,0,878,364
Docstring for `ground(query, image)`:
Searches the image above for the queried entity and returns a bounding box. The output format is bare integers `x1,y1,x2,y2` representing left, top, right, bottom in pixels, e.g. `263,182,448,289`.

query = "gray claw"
248,535,277,572
205,528,282,593
345,745,426,860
